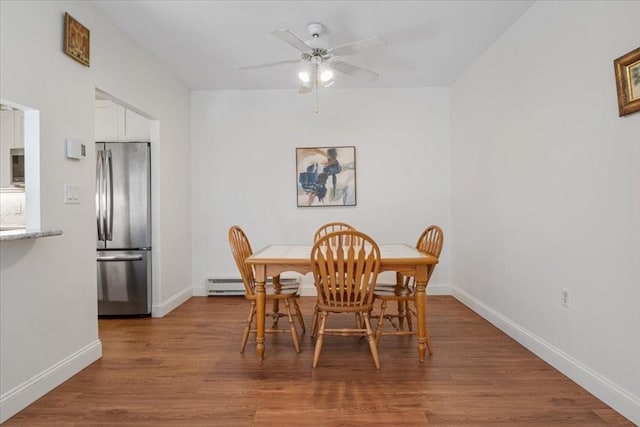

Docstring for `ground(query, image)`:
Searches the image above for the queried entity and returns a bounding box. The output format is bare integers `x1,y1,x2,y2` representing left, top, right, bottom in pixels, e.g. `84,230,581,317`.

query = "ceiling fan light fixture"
320,68,334,82
298,71,311,83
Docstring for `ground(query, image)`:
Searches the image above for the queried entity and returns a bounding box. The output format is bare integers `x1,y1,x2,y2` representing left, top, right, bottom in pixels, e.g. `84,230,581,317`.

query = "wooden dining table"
245,243,439,362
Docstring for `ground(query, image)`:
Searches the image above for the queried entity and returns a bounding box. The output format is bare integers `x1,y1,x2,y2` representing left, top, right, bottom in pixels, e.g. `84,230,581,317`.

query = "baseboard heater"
206,277,298,296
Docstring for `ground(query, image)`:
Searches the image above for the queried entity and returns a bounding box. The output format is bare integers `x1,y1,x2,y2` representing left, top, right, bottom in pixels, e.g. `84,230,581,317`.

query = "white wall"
191,88,452,293
0,1,191,422
450,1,640,423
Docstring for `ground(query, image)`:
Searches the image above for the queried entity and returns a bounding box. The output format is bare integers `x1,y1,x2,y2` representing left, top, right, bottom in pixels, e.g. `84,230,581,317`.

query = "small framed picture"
64,12,90,67
296,146,356,207
613,47,640,116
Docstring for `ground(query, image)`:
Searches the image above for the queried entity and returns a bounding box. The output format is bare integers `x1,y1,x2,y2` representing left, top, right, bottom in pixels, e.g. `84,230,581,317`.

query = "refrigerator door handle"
97,254,144,262
96,149,105,241
105,149,114,241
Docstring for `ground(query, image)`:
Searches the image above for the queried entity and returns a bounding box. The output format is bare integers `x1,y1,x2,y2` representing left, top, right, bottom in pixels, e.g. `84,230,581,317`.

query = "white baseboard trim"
451,285,640,425
0,339,102,424
192,285,207,297
425,283,452,296
152,286,192,317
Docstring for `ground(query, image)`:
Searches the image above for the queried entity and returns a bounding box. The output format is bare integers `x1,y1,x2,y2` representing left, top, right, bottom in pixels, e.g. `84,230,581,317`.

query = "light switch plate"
64,184,80,204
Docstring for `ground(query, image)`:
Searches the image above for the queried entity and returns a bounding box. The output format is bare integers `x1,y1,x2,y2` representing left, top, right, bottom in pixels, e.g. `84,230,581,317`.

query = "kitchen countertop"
0,229,63,242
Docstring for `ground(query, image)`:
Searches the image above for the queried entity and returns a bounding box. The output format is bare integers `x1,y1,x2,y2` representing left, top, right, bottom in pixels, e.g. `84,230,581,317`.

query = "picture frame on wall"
613,47,640,116
64,12,90,67
296,146,356,207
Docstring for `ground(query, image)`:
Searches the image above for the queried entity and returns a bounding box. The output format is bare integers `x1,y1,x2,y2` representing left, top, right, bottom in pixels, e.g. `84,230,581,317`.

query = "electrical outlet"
561,288,570,308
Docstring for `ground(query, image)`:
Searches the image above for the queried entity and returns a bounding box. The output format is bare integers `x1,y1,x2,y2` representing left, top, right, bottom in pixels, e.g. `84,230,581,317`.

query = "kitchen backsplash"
0,189,26,228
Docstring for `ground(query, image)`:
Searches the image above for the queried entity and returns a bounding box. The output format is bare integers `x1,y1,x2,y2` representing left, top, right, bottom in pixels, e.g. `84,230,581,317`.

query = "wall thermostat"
65,138,86,160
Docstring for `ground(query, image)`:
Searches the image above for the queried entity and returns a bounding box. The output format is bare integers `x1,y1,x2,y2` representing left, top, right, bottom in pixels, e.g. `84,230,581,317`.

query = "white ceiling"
92,0,534,91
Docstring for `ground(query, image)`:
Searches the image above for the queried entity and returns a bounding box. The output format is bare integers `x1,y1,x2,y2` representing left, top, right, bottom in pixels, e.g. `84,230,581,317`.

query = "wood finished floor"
4,296,632,426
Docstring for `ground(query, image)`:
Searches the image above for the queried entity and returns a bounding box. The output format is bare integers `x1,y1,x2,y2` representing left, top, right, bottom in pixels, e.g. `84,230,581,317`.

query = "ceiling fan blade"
330,60,380,81
329,38,385,57
238,59,301,71
270,29,312,52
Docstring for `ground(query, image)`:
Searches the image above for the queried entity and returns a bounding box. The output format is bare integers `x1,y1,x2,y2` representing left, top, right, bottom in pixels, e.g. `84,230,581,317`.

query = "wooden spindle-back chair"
228,226,305,353
310,230,381,369
373,225,444,354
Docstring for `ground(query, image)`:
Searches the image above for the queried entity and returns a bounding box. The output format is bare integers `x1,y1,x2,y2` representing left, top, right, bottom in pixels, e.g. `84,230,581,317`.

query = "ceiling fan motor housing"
302,49,329,62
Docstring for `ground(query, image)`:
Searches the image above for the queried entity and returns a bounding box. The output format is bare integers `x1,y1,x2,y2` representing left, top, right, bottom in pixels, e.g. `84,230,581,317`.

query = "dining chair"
310,230,381,369
311,222,356,337
313,221,355,243
228,225,305,353
373,225,444,354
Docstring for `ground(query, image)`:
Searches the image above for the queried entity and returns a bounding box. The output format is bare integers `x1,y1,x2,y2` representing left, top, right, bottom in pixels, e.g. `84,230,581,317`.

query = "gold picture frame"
64,12,90,67
613,47,640,116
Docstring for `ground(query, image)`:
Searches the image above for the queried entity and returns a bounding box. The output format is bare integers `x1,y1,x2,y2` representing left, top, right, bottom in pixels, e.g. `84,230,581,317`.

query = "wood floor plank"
3,296,632,426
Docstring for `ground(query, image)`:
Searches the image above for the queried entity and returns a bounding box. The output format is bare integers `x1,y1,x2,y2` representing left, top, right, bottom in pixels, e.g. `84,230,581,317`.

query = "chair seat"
374,284,415,299
267,285,299,296
272,278,299,289
244,285,299,300
317,301,374,313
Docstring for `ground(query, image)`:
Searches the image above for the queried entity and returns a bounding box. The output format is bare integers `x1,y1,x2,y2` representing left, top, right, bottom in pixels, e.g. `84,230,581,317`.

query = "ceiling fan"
239,22,385,94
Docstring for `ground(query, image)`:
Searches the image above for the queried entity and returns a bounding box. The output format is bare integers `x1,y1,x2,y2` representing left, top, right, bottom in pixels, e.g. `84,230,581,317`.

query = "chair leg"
375,299,387,346
363,312,381,369
311,303,319,338
406,301,413,332
271,299,280,329
283,298,301,353
241,302,256,353
355,312,362,329
425,297,432,354
312,311,328,368
293,298,306,333
397,300,405,329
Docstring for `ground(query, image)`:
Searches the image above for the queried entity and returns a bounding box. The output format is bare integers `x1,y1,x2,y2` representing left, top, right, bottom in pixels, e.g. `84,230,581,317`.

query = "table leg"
254,267,266,361
414,267,428,363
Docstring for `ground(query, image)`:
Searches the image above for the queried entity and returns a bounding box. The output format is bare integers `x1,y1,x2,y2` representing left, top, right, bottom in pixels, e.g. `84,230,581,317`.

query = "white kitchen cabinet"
95,100,149,142
95,100,119,141
122,108,150,141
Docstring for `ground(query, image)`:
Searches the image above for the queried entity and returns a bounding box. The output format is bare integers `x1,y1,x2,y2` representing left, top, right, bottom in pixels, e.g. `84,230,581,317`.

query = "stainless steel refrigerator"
96,142,151,316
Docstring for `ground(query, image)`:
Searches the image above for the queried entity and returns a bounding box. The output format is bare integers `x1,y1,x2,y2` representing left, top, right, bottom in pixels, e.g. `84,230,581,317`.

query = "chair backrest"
313,222,355,242
311,230,381,310
415,225,444,280
228,225,256,296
